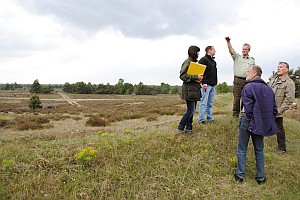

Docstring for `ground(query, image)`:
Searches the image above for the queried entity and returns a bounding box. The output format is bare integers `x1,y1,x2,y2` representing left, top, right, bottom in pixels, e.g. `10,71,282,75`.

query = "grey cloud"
0,37,46,58
0,33,60,58
16,0,243,39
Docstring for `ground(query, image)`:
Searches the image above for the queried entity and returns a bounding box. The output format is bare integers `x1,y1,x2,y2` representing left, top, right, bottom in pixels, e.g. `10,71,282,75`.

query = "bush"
15,122,42,131
29,116,50,124
0,119,12,127
146,114,159,121
28,94,42,109
86,115,109,127
13,116,51,130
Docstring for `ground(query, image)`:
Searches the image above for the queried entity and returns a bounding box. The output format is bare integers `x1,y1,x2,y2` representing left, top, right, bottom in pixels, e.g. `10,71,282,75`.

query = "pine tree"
29,79,41,93
28,94,42,109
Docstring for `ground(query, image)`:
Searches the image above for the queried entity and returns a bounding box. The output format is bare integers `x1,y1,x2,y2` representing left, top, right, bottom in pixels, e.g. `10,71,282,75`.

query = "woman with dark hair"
178,45,203,134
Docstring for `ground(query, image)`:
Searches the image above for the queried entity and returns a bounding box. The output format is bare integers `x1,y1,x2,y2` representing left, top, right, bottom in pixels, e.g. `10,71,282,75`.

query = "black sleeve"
198,58,208,84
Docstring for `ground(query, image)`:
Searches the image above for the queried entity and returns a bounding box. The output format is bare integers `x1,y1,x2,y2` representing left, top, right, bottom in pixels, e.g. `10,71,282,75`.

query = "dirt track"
0,92,144,108
58,92,82,107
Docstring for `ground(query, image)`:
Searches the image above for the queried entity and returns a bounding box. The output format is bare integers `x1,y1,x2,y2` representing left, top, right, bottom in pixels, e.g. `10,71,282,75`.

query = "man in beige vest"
268,61,295,153
225,37,255,118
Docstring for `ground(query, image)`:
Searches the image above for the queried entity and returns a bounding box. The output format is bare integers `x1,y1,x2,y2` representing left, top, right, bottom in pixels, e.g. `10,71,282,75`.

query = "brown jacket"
268,74,295,117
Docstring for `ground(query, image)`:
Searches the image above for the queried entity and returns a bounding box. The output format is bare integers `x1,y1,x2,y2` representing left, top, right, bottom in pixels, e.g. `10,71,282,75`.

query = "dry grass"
0,92,183,124
284,98,300,122
0,91,299,199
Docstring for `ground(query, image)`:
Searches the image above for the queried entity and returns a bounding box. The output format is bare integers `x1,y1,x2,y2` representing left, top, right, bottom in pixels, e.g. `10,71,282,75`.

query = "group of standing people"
177,45,218,132
177,37,296,184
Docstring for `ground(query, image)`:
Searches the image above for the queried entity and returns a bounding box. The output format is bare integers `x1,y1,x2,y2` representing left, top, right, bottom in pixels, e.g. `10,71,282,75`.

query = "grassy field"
0,91,299,199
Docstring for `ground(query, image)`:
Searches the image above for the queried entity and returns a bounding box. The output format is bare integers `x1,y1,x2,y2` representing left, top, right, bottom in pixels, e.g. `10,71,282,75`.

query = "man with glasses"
225,37,255,118
268,62,295,153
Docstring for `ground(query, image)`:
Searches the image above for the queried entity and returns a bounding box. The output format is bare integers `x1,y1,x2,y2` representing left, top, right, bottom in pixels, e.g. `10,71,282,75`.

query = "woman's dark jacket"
198,54,217,86
180,57,201,101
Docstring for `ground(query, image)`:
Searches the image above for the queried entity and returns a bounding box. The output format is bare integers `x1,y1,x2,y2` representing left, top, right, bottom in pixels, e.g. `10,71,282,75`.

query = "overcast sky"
1,0,300,86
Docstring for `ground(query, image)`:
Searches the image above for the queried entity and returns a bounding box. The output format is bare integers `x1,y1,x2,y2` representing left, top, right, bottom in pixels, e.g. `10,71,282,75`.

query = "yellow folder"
187,62,206,75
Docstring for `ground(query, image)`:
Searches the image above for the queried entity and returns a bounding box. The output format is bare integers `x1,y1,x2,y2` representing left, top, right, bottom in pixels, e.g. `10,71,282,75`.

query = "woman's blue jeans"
236,113,265,181
178,100,197,131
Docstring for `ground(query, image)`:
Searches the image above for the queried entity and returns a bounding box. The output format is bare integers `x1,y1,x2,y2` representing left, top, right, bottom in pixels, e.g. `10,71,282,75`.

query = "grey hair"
279,61,289,69
243,43,251,50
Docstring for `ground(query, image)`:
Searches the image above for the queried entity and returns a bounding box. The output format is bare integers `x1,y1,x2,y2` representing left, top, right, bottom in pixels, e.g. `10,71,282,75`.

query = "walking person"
198,46,217,124
234,65,278,184
268,61,295,153
177,46,203,134
225,37,255,118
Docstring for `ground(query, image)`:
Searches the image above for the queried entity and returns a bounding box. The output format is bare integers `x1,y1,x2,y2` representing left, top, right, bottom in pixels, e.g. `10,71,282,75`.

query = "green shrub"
28,94,42,109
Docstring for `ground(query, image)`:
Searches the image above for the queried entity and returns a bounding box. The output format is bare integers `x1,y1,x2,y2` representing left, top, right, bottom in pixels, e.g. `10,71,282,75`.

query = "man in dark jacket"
234,65,277,184
197,46,217,124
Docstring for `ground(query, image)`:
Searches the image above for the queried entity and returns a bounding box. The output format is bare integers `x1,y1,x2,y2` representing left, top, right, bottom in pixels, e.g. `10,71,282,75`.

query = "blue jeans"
198,85,215,122
236,113,265,181
178,100,197,131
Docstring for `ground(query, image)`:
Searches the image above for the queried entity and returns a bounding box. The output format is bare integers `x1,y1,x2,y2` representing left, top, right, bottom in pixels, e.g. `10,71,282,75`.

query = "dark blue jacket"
242,78,278,136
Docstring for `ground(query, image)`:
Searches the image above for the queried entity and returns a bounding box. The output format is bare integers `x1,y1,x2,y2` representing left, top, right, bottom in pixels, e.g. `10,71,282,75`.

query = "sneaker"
177,129,185,134
186,130,193,134
198,121,206,124
234,174,243,182
256,177,266,184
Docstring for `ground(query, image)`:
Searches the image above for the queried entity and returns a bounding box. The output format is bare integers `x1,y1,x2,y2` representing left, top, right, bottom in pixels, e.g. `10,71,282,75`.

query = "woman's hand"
198,74,203,81
202,83,208,89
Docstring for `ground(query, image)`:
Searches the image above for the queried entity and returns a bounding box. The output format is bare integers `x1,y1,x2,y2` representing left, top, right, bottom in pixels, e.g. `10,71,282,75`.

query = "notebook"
187,62,206,75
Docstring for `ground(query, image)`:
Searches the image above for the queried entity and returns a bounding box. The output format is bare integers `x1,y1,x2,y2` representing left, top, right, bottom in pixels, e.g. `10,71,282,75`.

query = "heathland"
0,90,299,199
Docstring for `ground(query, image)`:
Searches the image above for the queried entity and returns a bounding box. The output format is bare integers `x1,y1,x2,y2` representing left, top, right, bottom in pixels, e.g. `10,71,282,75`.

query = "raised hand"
225,37,231,41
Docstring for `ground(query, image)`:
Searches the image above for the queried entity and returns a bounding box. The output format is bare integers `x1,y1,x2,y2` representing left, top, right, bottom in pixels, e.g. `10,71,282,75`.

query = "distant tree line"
62,79,179,95
0,82,23,90
288,67,300,98
3,69,298,97
216,82,231,93
0,80,231,95
290,67,300,98
0,80,63,92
